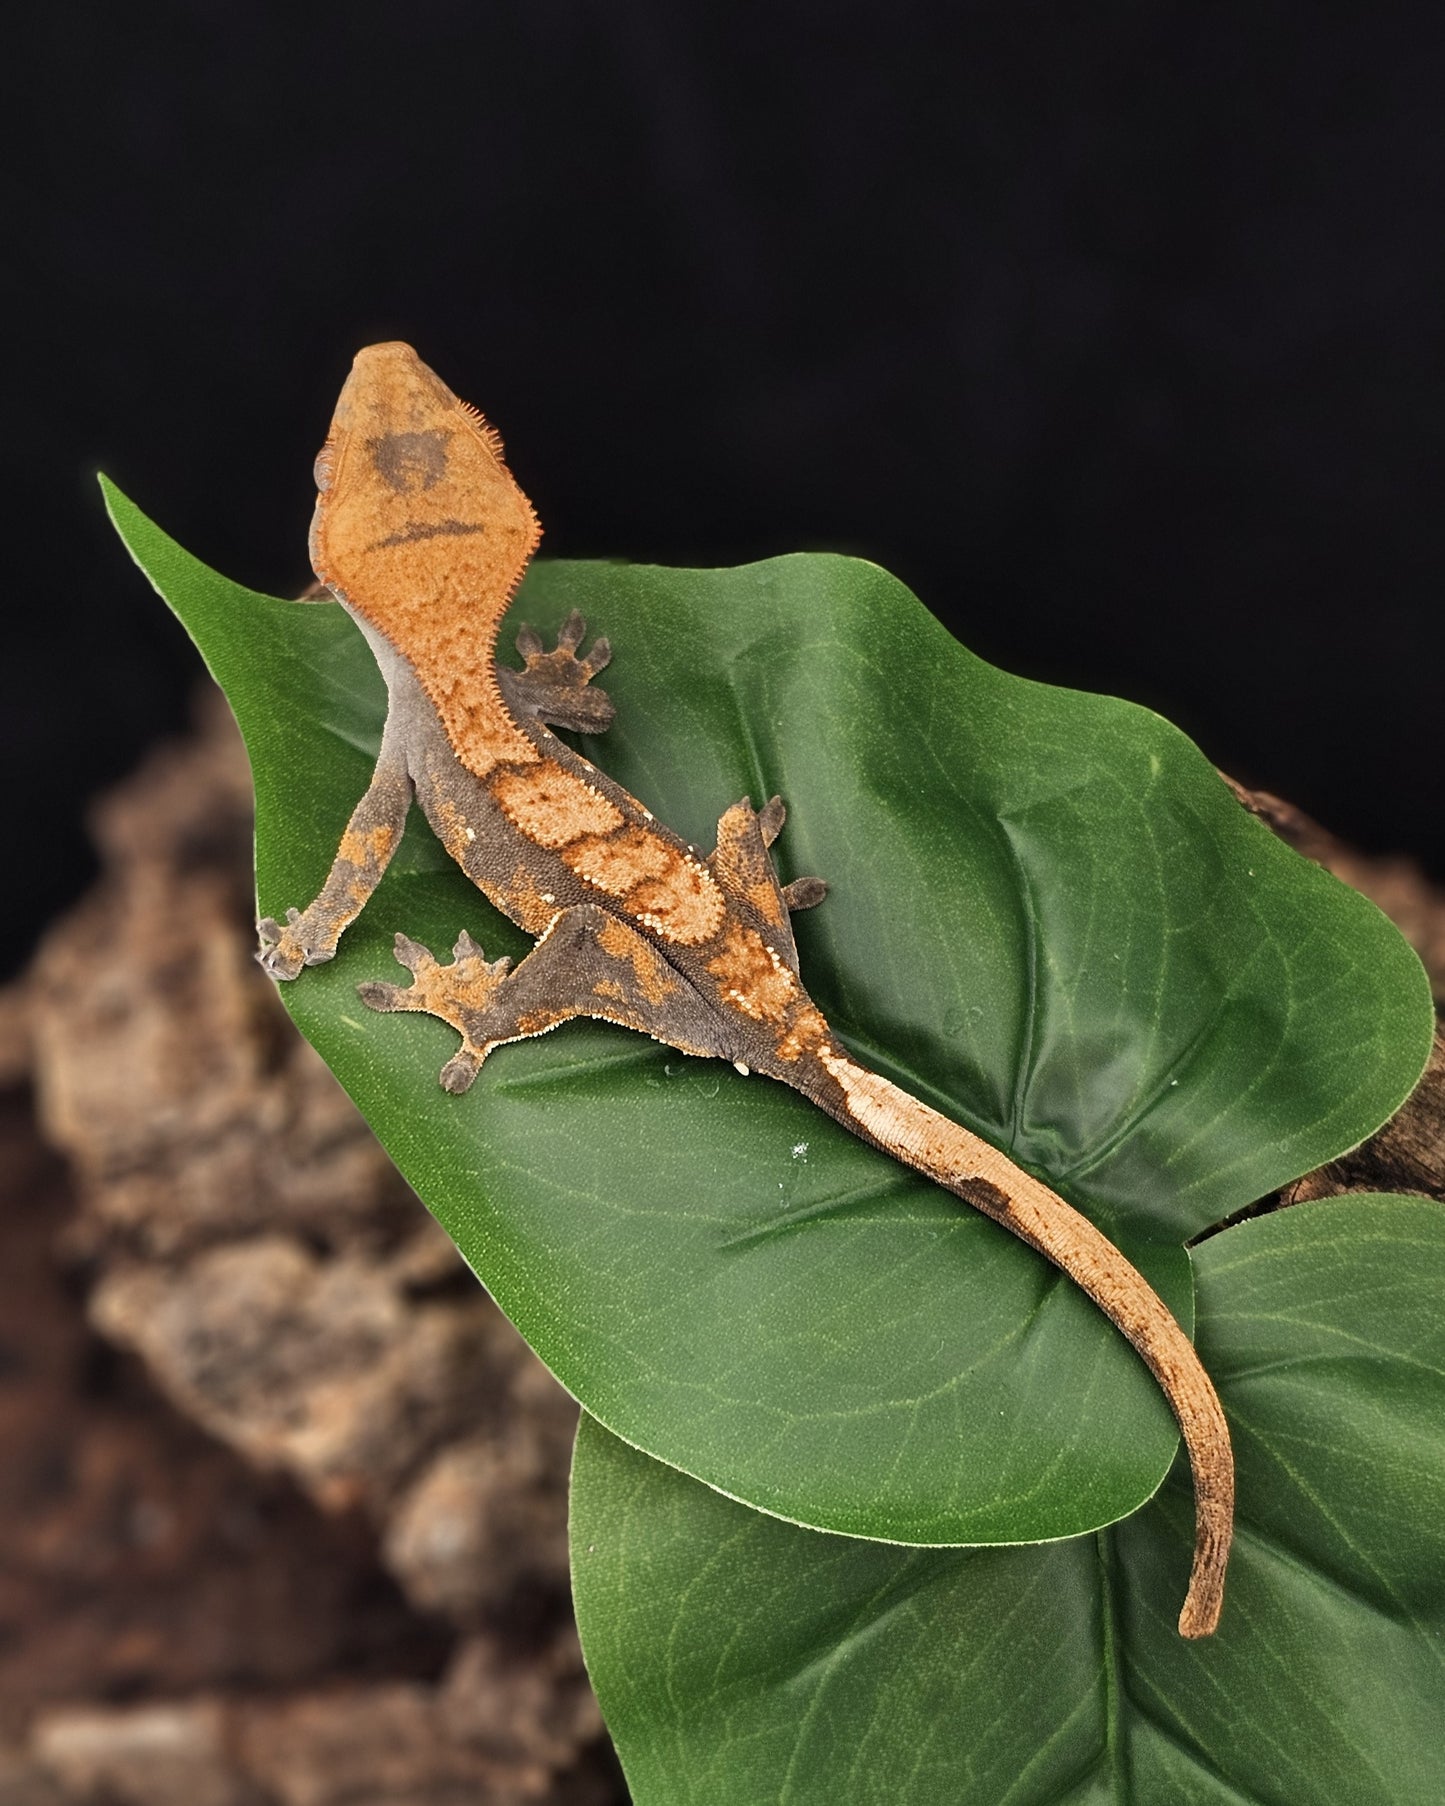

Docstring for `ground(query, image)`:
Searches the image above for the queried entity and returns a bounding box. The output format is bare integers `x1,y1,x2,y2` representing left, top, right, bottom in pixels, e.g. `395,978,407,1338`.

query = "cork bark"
2,691,619,1806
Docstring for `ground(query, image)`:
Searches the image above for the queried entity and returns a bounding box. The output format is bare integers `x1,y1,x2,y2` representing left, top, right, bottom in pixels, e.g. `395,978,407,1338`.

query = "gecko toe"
782,876,828,911
357,979,404,1012
257,915,310,979
758,796,787,846
258,944,304,981
393,933,438,974
450,931,513,980
440,1049,483,1093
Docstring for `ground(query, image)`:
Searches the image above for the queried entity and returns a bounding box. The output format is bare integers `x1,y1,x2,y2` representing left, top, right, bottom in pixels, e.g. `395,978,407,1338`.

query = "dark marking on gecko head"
373,518,487,549
369,430,450,493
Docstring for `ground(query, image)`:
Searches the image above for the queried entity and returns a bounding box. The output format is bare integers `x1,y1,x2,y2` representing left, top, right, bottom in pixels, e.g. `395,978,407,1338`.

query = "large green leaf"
104,478,1432,1544
571,1195,1445,1806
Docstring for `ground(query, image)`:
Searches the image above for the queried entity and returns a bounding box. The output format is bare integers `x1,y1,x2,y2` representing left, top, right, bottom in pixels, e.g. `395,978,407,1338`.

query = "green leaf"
103,477,1433,1545
571,1195,1445,1806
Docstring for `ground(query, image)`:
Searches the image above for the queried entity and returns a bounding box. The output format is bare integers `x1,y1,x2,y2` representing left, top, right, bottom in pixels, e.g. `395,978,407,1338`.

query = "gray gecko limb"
357,904,729,1092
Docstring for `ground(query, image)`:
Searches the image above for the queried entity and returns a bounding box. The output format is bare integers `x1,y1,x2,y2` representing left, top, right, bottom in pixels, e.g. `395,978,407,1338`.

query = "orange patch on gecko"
514,1006,566,1038
562,825,673,894
564,828,727,948
705,924,798,1021
627,860,727,947
338,821,399,868
595,915,679,1005
774,1004,829,1061
491,760,624,847
494,863,564,935
429,658,541,779
746,879,786,927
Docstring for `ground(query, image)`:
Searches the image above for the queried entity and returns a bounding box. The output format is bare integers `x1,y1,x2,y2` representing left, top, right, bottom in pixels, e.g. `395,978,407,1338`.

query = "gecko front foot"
257,908,338,980
502,609,615,733
357,929,513,1092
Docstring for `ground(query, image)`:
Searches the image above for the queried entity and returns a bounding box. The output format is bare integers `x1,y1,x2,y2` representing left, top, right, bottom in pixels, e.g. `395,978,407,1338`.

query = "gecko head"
308,342,542,659
317,344,433,485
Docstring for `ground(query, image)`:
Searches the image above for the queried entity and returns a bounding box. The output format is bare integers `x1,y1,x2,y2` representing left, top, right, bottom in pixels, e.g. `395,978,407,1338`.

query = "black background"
9,3,1444,979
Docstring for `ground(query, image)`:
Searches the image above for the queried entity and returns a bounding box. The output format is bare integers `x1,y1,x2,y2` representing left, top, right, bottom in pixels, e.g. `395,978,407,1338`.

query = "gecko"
258,341,1234,1638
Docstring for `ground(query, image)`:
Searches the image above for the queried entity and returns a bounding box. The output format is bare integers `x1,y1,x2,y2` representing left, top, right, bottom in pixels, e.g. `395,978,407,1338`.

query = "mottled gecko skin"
258,343,1234,1637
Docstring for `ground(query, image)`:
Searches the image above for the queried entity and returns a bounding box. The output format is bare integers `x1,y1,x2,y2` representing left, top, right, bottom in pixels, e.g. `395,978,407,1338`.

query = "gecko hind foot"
504,609,614,733
781,876,828,910
357,930,513,1090
757,799,827,909
710,797,830,959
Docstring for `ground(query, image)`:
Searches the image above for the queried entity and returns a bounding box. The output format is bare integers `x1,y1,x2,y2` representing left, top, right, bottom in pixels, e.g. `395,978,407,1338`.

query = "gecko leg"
756,797,825,908
499,609,615,733
258,732,413,979
711,797,828,968
357,904,728,1092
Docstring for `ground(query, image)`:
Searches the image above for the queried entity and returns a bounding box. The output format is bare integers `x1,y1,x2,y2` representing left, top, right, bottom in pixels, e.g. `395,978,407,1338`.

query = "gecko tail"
802,1040,1234,1638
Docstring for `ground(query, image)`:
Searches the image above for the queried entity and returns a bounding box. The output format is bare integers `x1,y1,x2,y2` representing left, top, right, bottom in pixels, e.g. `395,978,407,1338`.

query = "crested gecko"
259,342,1233,1637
